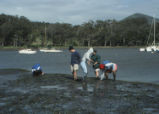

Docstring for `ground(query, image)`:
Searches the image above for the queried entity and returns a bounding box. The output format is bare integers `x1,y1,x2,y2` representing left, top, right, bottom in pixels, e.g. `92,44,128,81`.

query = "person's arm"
94,61,98,65
89,55,94,64
94,55,101,65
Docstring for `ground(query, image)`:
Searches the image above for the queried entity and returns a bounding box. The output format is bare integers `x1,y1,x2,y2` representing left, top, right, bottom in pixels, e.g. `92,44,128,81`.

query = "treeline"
0,13,159,47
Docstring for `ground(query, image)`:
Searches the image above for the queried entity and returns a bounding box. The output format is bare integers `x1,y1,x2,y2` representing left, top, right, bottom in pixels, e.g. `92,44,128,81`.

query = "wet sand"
0,69,159,113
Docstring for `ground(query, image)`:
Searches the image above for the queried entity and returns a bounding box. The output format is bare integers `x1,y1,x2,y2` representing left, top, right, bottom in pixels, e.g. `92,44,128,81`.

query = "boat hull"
19,49,37,54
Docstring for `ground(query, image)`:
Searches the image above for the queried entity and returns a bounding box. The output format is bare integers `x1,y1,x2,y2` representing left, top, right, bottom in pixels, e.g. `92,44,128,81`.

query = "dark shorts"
106,69,113,73
33,70,42,76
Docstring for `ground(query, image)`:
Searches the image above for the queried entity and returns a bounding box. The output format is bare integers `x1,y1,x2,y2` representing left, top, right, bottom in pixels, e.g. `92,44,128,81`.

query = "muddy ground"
0,69,159,114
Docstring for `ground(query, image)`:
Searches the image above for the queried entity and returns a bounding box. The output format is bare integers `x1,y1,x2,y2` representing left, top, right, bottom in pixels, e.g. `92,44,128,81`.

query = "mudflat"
0,69,159,113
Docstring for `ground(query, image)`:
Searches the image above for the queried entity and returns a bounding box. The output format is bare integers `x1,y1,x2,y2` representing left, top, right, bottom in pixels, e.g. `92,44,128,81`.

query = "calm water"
0,48,159,84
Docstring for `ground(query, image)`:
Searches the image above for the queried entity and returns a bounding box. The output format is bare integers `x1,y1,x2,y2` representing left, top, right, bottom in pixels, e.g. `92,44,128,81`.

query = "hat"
99,64,105,69
68,46,74,50
93,49,97,53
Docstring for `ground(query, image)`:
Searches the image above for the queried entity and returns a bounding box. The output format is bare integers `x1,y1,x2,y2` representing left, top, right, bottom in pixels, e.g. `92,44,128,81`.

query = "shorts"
113,64,117,72
106,64,117,73
71,64,79,72
94,68,100,72
33,70,42,76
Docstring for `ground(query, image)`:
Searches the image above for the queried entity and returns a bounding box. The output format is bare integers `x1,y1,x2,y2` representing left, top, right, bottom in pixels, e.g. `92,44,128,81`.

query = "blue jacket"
71,51,81,65
32,64,42,72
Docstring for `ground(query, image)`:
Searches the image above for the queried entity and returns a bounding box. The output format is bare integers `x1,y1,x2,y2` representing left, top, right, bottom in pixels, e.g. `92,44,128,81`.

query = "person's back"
105,63,117,73
82,48,93,62
99,61,118,80
71,51,81,65
32,64,43,76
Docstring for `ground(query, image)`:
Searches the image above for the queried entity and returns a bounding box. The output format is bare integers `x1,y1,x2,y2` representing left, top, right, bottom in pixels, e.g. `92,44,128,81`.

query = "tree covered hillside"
0,13,159,47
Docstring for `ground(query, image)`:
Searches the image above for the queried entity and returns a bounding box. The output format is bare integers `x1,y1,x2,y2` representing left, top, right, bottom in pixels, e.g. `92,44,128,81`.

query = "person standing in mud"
69,46,81,81
90,50,101,79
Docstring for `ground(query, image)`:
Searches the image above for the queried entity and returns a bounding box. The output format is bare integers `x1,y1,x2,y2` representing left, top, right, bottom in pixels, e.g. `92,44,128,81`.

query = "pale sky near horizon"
0,0,158,24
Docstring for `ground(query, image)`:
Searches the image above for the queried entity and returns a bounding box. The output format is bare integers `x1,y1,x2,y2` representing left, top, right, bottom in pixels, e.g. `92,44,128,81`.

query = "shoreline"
0,68,159,86
0,46,143,51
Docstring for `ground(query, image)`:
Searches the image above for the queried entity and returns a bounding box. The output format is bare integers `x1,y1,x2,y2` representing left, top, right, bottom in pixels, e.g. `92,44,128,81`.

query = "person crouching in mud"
80,47,94,80
90,50,101,79
99,61,118,81
69,46,81,81
32,64,44,76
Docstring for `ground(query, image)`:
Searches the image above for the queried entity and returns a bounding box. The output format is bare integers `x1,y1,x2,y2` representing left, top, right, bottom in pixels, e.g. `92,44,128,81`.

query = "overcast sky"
0,0,158,24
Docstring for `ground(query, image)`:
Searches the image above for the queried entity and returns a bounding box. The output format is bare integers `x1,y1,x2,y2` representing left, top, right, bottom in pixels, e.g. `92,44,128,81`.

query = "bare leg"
113,71,116,81
105,72,109,80
73,70,78,81
95,71,99,78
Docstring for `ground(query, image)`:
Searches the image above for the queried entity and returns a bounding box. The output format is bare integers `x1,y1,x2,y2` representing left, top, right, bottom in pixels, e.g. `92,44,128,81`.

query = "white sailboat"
139,48,145,52
19,49,37,54
140,16,159,52
40,48,63,53
39,24,63,53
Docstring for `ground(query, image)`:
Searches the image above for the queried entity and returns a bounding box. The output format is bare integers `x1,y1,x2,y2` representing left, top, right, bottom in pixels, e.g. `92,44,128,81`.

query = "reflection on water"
79,79,118,97
78,81,93,92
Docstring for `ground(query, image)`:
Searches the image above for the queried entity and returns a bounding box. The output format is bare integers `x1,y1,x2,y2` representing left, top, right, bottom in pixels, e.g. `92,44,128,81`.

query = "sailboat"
18,49,37,54
40,48,63,53
140,16,159,52
39,24,63,53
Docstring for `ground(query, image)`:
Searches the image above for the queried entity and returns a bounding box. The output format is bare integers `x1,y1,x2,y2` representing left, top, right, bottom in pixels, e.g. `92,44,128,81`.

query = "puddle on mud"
77,84,94,92
40,85,67,90
11,88,29,94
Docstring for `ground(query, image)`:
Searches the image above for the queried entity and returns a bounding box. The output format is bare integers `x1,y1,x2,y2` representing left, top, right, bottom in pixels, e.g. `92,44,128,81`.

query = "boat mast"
154,16,156,46
45,23,47,46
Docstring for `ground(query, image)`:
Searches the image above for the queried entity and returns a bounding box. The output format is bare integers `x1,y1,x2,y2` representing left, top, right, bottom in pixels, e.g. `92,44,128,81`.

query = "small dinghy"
40,49,62,53
139,48,145,52
18,49,37,54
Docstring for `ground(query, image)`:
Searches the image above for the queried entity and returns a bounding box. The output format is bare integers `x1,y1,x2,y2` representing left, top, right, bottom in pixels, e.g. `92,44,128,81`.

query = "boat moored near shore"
18,49,37,54
40,48,63,53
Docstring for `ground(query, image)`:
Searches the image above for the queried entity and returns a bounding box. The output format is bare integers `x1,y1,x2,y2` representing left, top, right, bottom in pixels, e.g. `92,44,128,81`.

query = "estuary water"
0,48,159,84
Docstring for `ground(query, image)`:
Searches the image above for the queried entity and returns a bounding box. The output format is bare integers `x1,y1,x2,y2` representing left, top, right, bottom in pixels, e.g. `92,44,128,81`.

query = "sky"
0,0,158,24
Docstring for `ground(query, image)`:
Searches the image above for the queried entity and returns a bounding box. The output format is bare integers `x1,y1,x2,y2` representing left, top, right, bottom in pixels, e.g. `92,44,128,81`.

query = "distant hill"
122,13,159,24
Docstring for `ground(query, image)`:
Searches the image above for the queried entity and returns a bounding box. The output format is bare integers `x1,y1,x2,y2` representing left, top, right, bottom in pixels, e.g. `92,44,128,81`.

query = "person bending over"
99,61,118,81
32,64,44,76
80,47,94,80
90,50,101,79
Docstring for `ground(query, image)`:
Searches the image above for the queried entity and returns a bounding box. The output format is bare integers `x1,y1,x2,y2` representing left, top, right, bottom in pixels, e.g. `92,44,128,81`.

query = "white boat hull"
151,46,157,51
146,47,152,52
19,49,37,54
139,48,145,52
40,49,62,53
